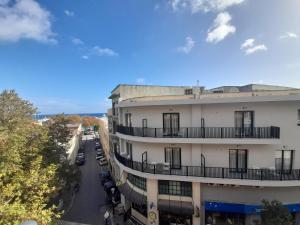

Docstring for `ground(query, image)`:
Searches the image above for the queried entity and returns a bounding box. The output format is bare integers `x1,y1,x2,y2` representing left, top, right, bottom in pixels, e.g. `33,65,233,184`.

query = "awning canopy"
118,182,147,205
158,199,194,216
205,201,300,215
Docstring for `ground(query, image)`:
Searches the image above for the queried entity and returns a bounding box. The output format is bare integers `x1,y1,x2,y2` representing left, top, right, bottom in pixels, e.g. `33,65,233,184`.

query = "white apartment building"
107,84,300,225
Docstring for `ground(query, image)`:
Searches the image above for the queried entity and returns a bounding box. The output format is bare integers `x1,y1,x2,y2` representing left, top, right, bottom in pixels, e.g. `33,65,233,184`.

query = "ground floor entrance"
159,211,192,225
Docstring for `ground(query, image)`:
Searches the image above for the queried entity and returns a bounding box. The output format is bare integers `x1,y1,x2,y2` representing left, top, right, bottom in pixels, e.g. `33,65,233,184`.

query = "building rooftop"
109,83,300,106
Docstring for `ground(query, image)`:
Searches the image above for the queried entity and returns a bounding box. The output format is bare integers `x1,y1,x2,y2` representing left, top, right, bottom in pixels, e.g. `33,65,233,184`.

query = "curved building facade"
107,84,300,225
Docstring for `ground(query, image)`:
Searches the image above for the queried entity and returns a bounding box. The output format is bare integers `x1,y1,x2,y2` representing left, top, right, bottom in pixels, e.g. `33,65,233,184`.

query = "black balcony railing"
117,125,280,139
114,151,300,181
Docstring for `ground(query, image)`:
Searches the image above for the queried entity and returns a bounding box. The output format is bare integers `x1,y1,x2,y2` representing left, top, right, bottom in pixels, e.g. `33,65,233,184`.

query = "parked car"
103,180,115,191
96,155,105,160
100,171,111,185
96,150,104,155
95,146,102,150
75,157,85,166
77,152,85,157
99,158,108,166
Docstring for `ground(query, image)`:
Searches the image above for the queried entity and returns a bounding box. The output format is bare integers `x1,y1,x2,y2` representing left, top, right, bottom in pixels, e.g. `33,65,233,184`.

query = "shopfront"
205,201,300,225
158,200,193,225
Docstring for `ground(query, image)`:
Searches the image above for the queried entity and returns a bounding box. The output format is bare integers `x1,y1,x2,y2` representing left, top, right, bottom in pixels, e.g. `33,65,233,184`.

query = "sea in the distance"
34,113,106,120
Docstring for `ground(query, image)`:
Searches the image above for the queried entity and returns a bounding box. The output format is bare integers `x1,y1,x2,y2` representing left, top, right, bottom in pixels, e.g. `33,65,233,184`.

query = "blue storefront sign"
205,201,300,215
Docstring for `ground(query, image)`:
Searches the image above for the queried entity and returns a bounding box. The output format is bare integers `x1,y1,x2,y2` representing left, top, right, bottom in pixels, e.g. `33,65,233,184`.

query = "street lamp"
104,210,110,225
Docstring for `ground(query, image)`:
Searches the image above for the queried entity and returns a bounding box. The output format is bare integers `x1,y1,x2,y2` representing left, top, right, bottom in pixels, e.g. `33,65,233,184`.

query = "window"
165,147,181,169
142,119,147,128
163,113,180,136
234,111,254,137
298,109,300,126
125,113,132,127
185,89,193,95
132,202,147,217
229,149,248,172
158,180,192,197
128,174,147,191
275,150,294,173
112,102,116,116
126,142,132,159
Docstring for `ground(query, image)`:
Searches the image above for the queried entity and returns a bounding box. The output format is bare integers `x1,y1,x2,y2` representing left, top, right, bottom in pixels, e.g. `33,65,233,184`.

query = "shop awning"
118,182,147,205
205,201,300,215
158,199,194,216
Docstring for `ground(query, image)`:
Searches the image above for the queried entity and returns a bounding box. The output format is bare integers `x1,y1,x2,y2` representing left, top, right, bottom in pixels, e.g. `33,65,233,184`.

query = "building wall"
202,184,300,204
119,101,300,167
66,124,82,165
118,139,298,170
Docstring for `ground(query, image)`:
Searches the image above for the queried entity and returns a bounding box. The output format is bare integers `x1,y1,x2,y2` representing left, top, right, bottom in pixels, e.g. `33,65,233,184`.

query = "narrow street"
62,135,109,225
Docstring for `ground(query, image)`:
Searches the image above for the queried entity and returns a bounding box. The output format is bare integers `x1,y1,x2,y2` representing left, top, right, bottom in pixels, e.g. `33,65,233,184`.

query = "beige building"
107,84,300,225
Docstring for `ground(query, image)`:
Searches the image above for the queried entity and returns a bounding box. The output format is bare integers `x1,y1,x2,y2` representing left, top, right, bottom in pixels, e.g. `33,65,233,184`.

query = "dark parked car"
100,171,111,184
75,153,85,166
103,180,115,192
75,157,85,166
95,146,102,150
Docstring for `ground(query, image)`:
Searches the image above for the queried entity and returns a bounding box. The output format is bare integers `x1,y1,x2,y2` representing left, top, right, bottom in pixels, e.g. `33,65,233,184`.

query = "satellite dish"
19,220,38,225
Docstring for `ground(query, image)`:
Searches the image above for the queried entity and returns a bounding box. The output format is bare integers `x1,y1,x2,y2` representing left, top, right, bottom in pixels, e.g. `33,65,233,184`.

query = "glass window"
132,202,147,217
126,142,132,159
165,147,181,169
185,89,193,95
125,113,132,127
158,180,192,197
163,113,180,136
229,149,247,172
142,119,147,128
275,150,294,172
128,174,147,191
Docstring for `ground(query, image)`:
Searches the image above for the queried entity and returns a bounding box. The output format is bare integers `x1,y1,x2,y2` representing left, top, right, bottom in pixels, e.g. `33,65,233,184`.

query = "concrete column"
192,182,201,225
147,179,159,225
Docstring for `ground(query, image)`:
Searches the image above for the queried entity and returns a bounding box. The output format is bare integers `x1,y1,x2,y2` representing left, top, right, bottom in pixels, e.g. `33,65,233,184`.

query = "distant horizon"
34,112,107,120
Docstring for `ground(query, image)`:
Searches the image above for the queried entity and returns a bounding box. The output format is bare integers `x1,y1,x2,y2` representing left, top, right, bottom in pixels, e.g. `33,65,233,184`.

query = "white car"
99,158,108,166
96,155,105,160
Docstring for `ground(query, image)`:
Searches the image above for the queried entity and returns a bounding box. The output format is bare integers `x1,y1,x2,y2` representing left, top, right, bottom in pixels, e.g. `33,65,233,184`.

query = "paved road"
62,135,109,225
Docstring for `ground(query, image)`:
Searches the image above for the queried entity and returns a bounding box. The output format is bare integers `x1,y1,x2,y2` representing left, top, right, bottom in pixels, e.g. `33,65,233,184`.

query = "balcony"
114,151,300,181
117,125,280,139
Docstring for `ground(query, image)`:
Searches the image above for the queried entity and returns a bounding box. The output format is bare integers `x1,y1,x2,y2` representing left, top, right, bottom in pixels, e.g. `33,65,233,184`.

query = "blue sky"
0,0,300,114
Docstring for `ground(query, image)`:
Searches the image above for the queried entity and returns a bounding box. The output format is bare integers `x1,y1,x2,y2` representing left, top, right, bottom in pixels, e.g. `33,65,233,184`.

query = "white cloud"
82,55,88,60
240,38,255,49
169,0,244,13
91,46,119,57
177,36,195,54
0,0,56,43
64,9,74,17
72,37,84,45
245,45,267,55
241,38,267,55
206,12,236,43
136,78,146,85
279,32,298,39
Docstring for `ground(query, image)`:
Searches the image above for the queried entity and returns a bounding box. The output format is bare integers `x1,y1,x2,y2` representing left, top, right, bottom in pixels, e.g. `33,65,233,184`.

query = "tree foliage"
261,200,293,225
0,90,79,225
82,116,99,127
66,115,81,124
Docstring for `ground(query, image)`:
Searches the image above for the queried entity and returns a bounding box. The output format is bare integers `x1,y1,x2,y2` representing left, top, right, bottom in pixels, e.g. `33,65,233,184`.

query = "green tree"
0,90,59,225
261,200,293,225
0,90,36,129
